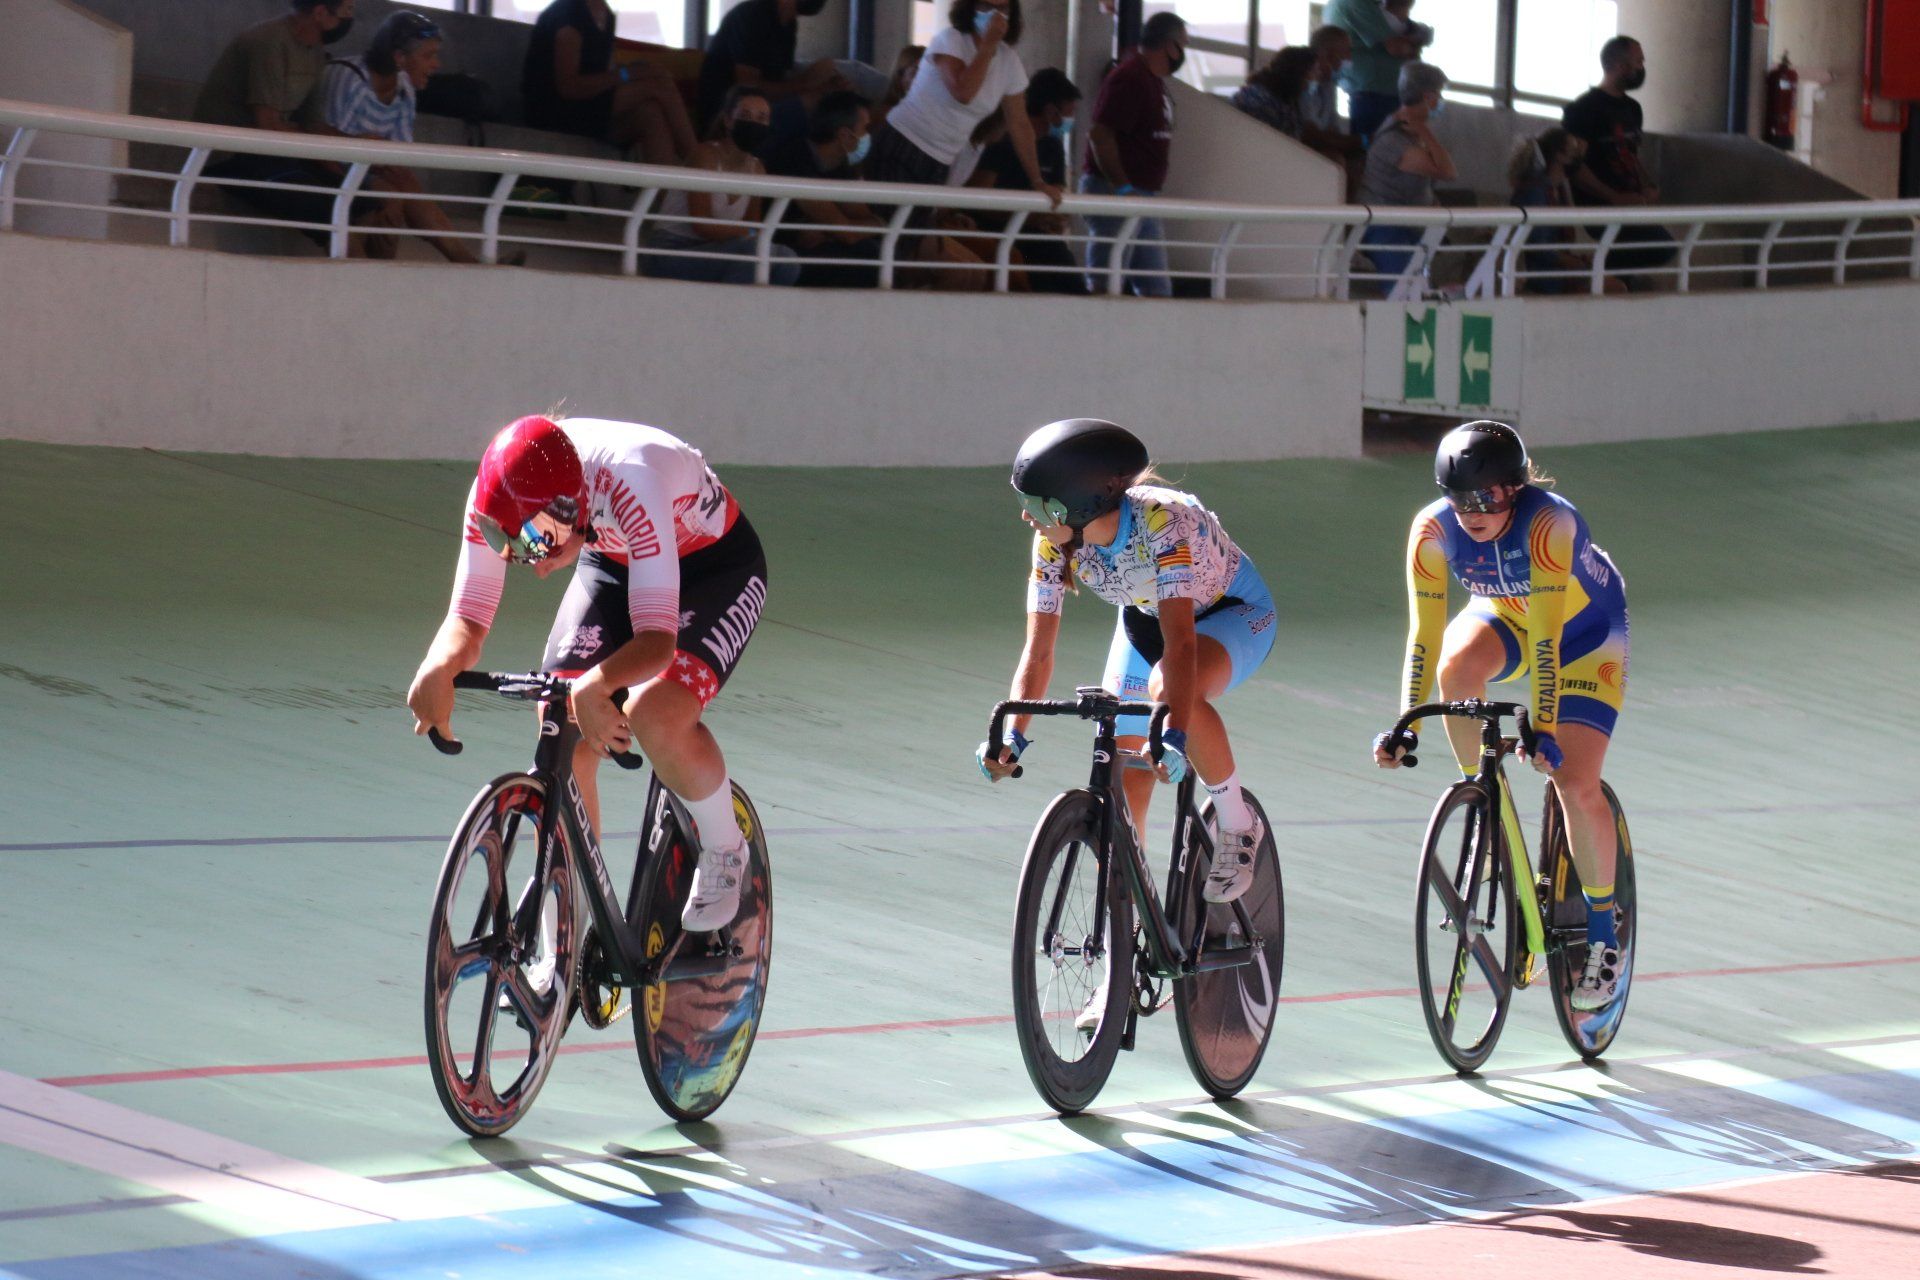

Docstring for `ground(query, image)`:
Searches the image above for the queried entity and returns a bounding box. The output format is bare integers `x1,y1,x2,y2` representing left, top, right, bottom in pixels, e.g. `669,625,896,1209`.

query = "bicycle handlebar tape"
427,727,464,755
610,748,646,771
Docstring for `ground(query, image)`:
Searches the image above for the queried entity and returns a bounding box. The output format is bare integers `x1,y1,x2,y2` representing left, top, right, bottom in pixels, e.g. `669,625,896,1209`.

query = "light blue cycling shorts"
1101,555,1276,740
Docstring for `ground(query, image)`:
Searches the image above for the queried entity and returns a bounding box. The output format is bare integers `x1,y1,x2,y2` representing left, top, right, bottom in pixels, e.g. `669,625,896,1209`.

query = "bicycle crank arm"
1187,943,1259,973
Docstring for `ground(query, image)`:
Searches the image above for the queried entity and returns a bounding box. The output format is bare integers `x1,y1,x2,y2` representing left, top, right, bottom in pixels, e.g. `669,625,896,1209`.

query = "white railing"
4,97,1919,298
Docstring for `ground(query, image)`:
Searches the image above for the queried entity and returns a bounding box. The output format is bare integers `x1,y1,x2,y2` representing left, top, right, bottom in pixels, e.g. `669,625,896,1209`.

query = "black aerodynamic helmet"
1011,418,1150,529
1435,420,1529,511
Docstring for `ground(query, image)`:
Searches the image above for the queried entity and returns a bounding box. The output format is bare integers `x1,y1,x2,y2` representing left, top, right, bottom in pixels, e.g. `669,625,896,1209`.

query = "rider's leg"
1552,722,1617,940
625,676,735,847
1434,613,1511,772
1145,637,1242,822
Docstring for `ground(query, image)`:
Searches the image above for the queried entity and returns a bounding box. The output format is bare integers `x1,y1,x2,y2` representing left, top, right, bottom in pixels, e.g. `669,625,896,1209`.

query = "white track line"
0,1069,454,1233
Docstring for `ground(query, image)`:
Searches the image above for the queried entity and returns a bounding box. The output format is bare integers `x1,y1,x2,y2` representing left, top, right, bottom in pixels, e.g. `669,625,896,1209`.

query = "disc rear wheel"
1547,780,1637,1060
1175,792,1285,1099
632,783,773,1123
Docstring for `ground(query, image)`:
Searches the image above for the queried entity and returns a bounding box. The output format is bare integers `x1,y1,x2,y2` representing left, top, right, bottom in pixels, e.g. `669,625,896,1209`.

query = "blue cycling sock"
1583,883,1618,948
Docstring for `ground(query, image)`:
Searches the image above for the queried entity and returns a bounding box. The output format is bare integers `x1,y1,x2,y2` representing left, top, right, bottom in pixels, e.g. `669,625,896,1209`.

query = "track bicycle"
1383,699,1636,1073
987,687,1285,1114
420,670,772,1135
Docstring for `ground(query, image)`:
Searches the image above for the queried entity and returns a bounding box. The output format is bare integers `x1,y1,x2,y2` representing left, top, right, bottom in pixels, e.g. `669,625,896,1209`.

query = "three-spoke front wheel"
423,773,577,1137
1413,780,1517,1074
1011,791,1133,1115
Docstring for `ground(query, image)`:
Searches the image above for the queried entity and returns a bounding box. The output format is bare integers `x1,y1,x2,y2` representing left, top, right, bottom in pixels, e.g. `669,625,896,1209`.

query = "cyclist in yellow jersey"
1373,421,1630,1010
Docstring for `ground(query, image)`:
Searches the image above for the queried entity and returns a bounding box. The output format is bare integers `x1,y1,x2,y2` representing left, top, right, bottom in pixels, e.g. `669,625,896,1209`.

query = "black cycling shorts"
541,512,767,706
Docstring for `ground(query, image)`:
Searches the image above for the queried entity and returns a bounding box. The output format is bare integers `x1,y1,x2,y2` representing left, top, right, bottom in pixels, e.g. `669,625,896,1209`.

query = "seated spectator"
1562,35,1674,285
1325,0,1431,143
521,0,696,167
1232,47,1317,140
965,67,1087,295
763,91,887,287
1300,26,1364,167
698,0,846,145
1509,129,1625,295
323,11,496,265
192,0,403,255
871,44,926,131
866,0,1062,205
642,87,799,285
1356,61,1455,284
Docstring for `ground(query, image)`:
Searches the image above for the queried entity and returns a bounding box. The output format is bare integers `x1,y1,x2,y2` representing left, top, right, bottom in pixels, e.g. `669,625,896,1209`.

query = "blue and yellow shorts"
1468,597,1629,737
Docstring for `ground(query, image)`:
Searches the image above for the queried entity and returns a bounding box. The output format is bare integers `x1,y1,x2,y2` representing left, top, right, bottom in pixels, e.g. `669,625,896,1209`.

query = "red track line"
36,954,1920,1091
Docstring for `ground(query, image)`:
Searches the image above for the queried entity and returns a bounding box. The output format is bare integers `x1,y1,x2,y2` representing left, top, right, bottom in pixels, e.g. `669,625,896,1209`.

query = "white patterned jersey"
1026,485,1243,616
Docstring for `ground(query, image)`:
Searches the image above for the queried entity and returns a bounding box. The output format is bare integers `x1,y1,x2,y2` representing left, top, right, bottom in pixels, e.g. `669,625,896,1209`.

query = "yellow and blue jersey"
1402,486,1629,737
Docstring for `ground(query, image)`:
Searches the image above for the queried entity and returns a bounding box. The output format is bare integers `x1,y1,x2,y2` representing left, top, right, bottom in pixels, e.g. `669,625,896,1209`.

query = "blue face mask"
1430,98,1447,118
844,131,872,166
974,6,1002,36
1049,118,1072,141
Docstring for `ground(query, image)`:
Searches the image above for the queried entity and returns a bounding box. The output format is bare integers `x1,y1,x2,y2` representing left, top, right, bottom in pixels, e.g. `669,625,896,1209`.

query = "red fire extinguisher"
1764,53,1798,148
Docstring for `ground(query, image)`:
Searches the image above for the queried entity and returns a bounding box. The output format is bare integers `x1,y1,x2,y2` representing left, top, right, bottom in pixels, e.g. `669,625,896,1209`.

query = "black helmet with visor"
1011,419,1150,530
1435,420,1529,514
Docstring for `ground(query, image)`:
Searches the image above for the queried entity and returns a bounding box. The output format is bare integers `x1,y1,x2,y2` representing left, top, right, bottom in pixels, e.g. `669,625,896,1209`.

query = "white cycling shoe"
1570,940,1622,1010
1075,979,1108,1035
1203,812,1265,904
681,838,748,932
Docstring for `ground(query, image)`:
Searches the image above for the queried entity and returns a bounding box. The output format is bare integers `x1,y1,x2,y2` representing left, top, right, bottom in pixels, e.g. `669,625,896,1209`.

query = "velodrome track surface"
2,425,1918,1278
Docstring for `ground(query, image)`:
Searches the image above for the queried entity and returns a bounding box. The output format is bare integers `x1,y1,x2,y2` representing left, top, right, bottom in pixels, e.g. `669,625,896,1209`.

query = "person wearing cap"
980,419,1278,908
1372,421,1631,1011
407,415,768,933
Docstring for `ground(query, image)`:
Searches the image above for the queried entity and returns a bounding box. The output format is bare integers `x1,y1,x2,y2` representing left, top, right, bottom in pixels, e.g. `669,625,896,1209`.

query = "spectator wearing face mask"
1323,0,1431,144
1300,26,1364,165
1356,61,1454,284
1081,11,1186,297
962,68,1086,295
193,0,404,253
866,0,1063,208
642,87,800,286
763,91,888,287
1232,47,1317,141
697,0,848,149
323,11,492,265
1562,35,1673,284
1508,129,1626,296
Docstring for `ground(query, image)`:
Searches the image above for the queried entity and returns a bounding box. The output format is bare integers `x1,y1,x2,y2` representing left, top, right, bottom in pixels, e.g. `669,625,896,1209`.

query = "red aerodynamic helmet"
474,416,584,562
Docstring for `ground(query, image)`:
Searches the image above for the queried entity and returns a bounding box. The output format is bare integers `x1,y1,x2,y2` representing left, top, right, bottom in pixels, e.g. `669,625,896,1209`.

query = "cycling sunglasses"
478,514,559,564
1018,494,1071,527
1444,485,1517,515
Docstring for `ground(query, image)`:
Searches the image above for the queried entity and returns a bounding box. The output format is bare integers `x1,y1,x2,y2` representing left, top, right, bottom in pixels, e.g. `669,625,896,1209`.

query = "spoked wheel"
1012,790,1133,1115
631,783,773,1123
424,773,577,1137
1547,781,1637,1060
1414,780,1518,1074
1175,792,1285,1099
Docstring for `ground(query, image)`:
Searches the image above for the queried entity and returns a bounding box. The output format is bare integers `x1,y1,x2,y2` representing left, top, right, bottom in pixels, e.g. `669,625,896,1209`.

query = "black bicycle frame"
439,671,737,991
991,688,1259,983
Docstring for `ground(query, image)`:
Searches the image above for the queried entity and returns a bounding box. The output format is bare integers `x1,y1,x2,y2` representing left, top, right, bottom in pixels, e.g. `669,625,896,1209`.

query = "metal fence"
5,97,1918,300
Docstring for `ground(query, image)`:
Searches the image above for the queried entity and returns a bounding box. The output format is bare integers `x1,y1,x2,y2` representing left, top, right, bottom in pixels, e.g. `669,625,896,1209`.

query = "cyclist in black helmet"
980,419,1278,904
1373,419,1631,1011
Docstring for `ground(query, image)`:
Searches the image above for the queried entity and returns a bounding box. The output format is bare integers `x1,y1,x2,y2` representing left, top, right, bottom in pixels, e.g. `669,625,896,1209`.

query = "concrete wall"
1517,283,1920,442
1158,81,1345,300
1766,0,1903,200
2,0,132,240
0,229,1363,463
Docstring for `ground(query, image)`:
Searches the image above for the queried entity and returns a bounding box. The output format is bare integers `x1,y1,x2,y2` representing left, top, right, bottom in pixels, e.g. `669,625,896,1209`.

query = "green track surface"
2,425,1918,1264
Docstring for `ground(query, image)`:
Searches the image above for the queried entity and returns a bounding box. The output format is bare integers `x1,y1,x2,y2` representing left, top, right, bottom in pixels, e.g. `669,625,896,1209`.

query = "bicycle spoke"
1426,855,1511,998
470,964,503,1085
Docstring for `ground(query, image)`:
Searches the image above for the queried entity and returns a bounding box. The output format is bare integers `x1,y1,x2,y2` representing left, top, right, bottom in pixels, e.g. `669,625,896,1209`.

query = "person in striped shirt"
323,12,482,264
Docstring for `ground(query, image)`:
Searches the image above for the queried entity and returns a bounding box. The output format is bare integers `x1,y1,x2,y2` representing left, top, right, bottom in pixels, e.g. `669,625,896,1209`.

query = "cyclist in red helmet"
407,415,768,931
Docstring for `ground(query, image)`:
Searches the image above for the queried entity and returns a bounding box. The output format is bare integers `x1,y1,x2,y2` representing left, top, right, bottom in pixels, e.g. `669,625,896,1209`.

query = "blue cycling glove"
1528,731,1563,771
976,727,1030,781
1157,728,1190,784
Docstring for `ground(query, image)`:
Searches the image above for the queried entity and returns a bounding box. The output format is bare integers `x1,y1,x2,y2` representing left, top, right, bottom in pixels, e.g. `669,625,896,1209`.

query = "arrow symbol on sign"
1463,339,1490,378
1407,333,1433,376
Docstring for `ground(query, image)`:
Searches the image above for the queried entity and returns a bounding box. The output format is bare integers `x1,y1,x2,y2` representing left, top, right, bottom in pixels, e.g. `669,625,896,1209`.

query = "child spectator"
1509,129,1625,295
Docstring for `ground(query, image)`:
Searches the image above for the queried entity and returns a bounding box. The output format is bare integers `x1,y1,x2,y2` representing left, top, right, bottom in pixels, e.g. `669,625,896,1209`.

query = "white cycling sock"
1203,771,1253,832
677,778,742,851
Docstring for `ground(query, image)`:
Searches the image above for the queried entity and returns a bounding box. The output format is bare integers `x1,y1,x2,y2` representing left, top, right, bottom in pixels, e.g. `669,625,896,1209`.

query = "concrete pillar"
1614,0,1730,133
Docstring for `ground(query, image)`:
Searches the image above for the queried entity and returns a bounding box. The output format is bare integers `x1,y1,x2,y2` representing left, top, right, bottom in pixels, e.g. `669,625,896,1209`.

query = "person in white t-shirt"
864,0,1062,206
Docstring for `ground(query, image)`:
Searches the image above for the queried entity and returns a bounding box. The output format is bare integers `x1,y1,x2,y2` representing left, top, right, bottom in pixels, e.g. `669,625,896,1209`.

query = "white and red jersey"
451,418,738,635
